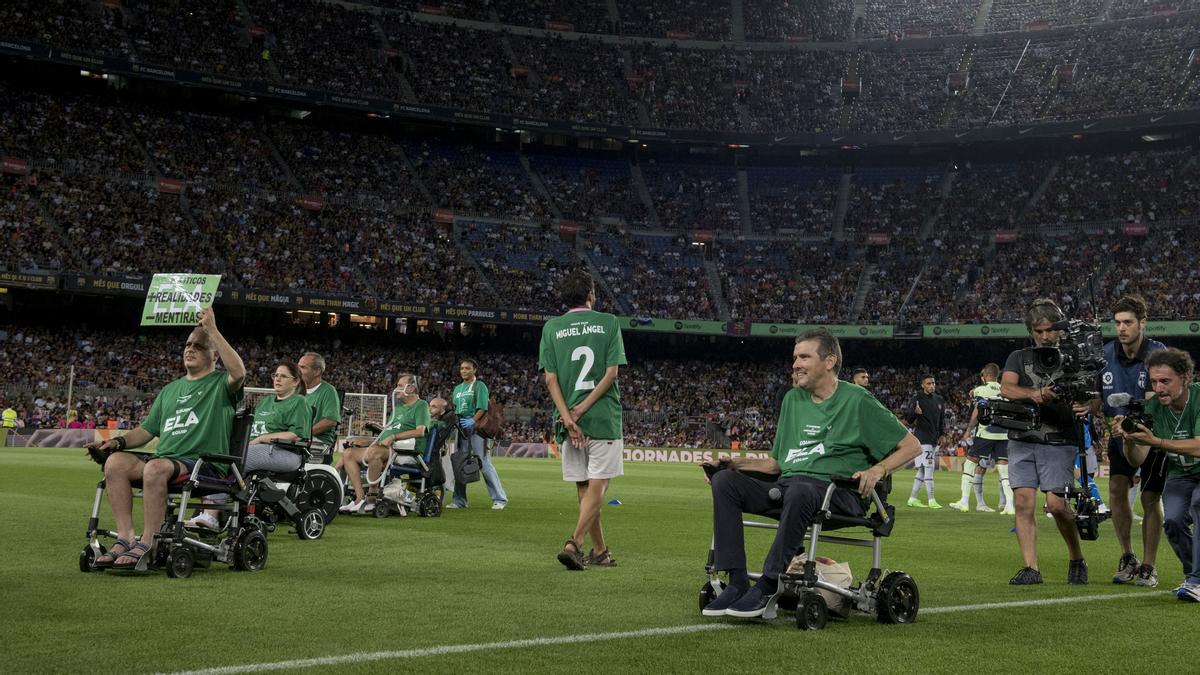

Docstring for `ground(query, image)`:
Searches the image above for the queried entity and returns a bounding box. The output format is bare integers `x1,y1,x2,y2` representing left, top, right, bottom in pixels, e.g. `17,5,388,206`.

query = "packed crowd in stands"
588,232,718,319
846,45,965,133
717,240,862,324
641,161,741,232
616,0,730,39
4,4,1200,134
0,323,988,452
860,0,980,39
745,166,839,235
122,0,266,80
744,0,853,42
5,76,1200,324
986,0,1104,32
245,0,402,99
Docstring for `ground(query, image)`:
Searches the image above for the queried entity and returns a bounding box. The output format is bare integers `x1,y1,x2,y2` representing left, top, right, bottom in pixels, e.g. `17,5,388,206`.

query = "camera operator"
1000,299,1093,585
1115,348,1200,602
1101,294,1166,587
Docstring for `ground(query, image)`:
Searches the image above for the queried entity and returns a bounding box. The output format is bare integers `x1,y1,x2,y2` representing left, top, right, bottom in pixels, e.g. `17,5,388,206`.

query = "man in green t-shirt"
299,351,340,449
1116,347,1200,602
339,373,430,514
88,308,246,569
538,270,627,571
700,329,921,618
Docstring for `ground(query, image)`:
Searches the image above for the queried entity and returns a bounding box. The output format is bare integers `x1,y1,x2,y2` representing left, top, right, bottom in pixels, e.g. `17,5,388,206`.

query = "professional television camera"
978,315,1109,539
1029,318,1107,402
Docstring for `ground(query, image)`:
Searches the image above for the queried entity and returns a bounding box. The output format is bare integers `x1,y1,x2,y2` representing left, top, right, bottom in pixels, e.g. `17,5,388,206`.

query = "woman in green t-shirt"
450,358,508,509
244,359,312,472
187,360,311,529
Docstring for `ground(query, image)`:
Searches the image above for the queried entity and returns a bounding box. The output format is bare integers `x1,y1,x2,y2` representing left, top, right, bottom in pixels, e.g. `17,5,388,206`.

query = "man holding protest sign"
88,307,245,569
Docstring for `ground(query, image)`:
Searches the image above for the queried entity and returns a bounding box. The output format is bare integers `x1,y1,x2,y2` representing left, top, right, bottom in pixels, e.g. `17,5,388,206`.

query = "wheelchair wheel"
698,580,719,613
796,593,828,631
374,503,390,519
295,471,342,524
167,547,195,579
296,508,326,540
876,572,919,624
419,493,442,518
233,529,268,571
79,544,104,573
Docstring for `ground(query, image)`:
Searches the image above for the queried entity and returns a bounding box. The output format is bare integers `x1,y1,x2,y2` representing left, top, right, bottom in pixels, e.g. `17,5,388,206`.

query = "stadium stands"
5,1,1199,135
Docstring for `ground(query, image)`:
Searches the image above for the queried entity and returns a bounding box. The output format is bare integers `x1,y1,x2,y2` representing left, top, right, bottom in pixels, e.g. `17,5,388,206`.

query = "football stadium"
2,0,1200,671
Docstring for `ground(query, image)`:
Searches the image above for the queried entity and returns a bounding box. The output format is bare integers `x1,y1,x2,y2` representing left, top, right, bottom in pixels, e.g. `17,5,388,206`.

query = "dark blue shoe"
702,584,746,616
725,586,771,618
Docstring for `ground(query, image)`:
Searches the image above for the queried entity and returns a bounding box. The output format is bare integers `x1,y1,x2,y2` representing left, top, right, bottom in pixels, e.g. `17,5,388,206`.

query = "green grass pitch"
1,448,1194,673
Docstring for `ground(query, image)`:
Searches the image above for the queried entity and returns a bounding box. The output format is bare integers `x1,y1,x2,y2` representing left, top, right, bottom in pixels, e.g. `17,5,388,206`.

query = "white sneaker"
339,499,364,514
1133,513,1144,522
1177,582,1200,602
491,501,507,510
976,504,996,513
363,501,376,513
1098,503,1111,515
446,503,465,509
1002,507,1016,515
948,501,968,512
184,512,219,530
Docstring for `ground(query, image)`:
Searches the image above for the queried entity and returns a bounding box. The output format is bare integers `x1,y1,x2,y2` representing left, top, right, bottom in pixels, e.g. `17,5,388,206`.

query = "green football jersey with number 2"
538,308,627,440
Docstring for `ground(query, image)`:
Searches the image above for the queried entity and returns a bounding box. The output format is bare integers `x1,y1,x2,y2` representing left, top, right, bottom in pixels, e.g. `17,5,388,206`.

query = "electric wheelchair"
700,474,919,630
80,409,324,577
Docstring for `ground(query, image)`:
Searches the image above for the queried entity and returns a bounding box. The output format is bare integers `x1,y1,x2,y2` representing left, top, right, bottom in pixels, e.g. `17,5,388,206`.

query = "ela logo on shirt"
164,411,200,434
785,442,826,463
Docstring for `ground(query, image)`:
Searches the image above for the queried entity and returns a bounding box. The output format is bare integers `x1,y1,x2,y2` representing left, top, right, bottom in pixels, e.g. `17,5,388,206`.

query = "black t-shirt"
1003,347,1080,445
905,392,945,445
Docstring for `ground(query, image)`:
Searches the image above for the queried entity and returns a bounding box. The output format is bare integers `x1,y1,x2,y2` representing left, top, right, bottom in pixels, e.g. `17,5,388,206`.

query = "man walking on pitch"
906,374,945,508
539,270,627,570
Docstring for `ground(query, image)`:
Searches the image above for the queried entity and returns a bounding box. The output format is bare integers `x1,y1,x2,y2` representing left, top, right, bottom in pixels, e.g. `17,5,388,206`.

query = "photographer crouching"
1115,348,1200,602
1000,299,1097,585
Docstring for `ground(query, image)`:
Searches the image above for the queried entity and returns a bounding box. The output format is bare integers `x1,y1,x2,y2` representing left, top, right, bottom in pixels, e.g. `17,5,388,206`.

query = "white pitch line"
162,591,1171,675
921,590,1172,614
161,623,738,675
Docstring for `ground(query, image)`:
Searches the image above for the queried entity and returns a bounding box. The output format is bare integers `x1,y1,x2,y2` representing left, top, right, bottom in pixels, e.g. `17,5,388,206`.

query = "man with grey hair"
1001,298,1093,586
339,373,429,514
298,352,340,450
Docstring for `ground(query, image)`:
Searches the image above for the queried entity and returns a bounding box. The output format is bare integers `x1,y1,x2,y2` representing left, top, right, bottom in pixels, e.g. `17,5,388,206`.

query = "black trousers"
711,471,865,579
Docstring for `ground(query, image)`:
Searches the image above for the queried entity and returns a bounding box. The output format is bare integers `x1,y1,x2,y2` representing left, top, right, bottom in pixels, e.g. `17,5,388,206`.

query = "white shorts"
915,444,936,469
562,438,624,482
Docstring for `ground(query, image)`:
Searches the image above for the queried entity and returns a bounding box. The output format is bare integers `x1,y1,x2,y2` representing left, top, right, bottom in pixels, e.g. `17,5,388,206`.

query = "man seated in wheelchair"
701,329,921,618
185,358,310,529
86,309,245,569
338,373,430,514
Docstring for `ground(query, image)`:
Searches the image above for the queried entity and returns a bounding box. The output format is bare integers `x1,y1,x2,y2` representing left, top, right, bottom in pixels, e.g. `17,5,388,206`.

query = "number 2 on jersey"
571,346,596,392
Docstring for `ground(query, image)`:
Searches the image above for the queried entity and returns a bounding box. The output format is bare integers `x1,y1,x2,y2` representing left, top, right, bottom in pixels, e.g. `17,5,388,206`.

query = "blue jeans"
1163,474,1200,585
452,431,507,507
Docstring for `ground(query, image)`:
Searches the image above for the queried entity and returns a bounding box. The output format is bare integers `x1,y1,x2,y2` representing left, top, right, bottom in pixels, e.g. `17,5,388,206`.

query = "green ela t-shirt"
1145,382,1200,478
771,381,908,481
377,398,432,450
251,394,312,441
141,370,243,476
537,309,627,440
305,381,341,447
452,379,489,418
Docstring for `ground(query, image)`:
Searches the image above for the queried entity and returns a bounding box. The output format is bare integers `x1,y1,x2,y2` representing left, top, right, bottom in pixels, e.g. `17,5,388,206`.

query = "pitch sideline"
163,590,1172,675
